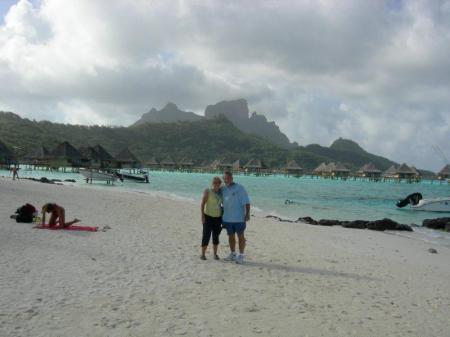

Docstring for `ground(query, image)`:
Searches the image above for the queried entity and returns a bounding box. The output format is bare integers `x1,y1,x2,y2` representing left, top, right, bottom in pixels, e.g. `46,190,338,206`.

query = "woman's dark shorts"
202,214,222,246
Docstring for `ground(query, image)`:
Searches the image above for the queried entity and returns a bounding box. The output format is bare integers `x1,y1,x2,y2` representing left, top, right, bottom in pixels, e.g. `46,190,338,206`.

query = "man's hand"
245,213,250,222
201,214,205,224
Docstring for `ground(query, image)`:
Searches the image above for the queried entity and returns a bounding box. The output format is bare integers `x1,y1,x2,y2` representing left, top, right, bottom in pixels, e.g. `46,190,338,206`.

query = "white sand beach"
1,177,449,337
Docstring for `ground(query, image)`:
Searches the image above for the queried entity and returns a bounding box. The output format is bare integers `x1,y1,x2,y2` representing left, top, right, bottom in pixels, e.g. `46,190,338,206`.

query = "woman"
41,203,80,228
200,176,223,260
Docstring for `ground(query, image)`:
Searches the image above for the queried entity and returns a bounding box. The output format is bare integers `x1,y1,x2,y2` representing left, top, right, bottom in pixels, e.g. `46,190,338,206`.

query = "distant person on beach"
11,166,19,180
222,171,250,264
41,203,80,228
200,176,223,260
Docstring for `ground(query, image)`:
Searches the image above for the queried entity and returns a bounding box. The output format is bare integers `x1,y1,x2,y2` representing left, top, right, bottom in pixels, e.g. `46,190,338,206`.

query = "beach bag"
15,203,37,223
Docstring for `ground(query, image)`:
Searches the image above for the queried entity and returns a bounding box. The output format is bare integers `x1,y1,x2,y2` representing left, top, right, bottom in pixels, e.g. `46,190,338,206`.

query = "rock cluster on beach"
423,218,450,232
266,215,413,232
22,177,76,184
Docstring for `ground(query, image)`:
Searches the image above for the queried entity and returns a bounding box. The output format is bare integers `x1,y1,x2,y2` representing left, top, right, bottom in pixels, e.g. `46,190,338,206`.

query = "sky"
0,0,449,171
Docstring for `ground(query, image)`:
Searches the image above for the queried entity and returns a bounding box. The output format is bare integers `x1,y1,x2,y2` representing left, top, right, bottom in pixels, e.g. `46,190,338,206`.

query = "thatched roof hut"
78,147,101,161
160,156,176,168
180,158,194,167
0,139,15,164
438,164,450,179
395,163,417,179
244,159,263,169
146,157,159,167
313,162,329,174
286,160,303,175
383,165,398,178
49,141,81,166
93,145,114,161
358,163,381,174
78,146,102,168
231,160,240,170
91,145,116,168
331,163,350,177
24,146,50,164
115,147,141,168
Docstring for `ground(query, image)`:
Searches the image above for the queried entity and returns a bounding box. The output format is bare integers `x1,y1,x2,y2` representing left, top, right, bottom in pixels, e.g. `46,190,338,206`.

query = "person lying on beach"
41,203,80,228
200,176,223,260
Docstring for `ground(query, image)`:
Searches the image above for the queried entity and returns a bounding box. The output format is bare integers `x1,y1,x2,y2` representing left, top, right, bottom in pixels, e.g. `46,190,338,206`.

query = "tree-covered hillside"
0,111,403,171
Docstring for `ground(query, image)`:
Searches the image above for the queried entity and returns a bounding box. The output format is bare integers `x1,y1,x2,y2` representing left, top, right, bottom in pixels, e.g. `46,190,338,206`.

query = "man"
221,171,250,264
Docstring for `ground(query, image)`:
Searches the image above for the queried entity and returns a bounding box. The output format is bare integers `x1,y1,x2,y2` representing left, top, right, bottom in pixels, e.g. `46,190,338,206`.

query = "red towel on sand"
34,224,98,232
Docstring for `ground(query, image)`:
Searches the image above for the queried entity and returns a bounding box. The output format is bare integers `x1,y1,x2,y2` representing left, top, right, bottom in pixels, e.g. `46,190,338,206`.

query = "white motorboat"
411,197,450,212
396,193,450,212
79,168,118,184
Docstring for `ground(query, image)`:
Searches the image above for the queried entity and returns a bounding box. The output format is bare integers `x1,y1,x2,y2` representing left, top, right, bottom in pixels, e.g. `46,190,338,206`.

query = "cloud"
0,0,449,170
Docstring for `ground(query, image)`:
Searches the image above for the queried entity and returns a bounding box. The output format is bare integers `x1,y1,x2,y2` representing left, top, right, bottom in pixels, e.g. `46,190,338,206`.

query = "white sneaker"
235,254,244,264
224,252,236,261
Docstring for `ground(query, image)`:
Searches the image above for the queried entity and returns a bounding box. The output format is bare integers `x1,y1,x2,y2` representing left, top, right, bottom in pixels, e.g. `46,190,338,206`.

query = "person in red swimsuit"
41,203,80,228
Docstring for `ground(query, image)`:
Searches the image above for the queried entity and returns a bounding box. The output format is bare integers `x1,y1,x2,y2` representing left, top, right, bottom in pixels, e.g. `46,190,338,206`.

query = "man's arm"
245,204,250,222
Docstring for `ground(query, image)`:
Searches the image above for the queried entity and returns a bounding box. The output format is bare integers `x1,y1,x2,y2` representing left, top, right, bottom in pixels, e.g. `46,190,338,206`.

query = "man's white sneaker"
224,253,236,261
235,254,244,264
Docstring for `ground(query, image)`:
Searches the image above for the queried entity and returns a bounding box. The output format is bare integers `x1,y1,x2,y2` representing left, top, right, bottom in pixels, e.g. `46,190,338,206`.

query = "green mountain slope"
0,111,405,171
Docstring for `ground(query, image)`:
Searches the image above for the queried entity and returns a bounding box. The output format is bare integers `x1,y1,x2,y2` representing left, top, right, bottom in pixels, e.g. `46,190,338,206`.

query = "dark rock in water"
293,215,412,231
51,179,62,182
318,219,341,226
428,248,438,254
395,224,414,232
366,218,413,232
422,217,450,230
264,215,294,223
367,218,400,231
341,220,368,229
64,179,76,182
296,216,318,225
446,224,450,232
39,177,54,184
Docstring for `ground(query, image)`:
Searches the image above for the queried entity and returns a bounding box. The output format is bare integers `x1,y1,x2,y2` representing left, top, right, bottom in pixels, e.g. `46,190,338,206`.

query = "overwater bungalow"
78,146,102,169
179,158,195,171
437,164,450,180
48,141,81,170
330,163,350,178
218,159,240,172
383,165,398,179
244,159,264,174
0,139,15,167
312,162,329,177
285,160,303,177
115,147,142,169
93,145,117,168
160,157,176,170
23,145,50,167
357,163,382,180
410,166,421,180
396,163,416,180
146,157,159,170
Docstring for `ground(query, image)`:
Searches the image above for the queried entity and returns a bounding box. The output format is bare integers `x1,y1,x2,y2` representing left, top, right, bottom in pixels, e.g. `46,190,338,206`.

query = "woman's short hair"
212,176,222,184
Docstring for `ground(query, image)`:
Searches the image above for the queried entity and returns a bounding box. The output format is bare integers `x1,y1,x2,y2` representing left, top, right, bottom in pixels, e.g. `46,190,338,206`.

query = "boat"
396,192,450,212
79,168,118,184
120,173,149,183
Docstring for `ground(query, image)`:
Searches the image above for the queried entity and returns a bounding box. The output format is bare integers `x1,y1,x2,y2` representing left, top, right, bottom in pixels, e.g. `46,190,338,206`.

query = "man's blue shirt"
222,183,250,223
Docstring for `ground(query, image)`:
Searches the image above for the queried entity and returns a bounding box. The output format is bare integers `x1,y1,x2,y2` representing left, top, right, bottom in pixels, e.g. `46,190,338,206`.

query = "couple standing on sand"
200,171,250,264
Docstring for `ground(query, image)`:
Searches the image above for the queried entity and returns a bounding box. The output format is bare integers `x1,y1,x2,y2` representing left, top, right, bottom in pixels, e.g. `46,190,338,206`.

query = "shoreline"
4,174,450,248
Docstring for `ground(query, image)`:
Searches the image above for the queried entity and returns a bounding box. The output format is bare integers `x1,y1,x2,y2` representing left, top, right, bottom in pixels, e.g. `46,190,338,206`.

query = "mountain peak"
330,138,366,154
133,103,203,126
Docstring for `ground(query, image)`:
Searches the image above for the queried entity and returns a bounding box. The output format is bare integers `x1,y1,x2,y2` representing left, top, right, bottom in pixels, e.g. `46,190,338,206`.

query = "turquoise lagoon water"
2,168,450,247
